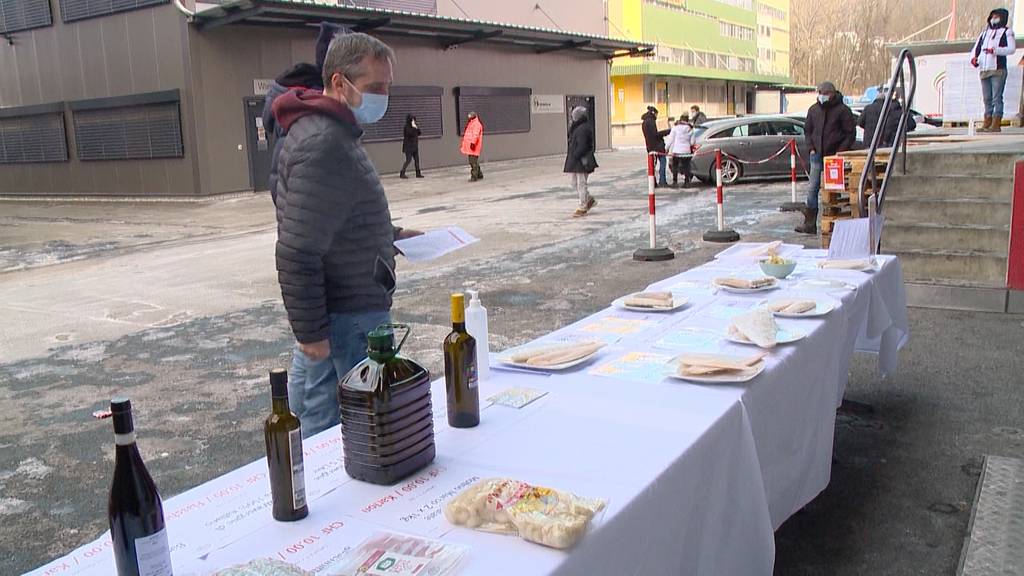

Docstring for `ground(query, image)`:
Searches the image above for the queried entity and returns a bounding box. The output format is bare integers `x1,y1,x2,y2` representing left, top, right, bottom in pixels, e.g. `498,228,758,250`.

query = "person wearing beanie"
263,22,348,204
641,105,671,187
564,105,599,217
970,8,1016,132
460,112,485,181
796,81,856,235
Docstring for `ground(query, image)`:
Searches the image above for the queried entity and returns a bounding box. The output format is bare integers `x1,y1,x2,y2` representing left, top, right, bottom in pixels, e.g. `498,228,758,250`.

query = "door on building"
565,95,596,135
243,97,274,192
745,90,755,116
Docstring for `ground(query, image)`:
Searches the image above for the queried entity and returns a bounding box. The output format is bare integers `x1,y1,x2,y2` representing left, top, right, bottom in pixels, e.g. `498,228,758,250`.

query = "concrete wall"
0,3,198,196
188,25,612,192
435,0,607,37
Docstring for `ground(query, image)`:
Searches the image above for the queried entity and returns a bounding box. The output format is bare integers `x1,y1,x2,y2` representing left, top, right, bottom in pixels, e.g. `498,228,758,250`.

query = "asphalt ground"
1,148,1021,575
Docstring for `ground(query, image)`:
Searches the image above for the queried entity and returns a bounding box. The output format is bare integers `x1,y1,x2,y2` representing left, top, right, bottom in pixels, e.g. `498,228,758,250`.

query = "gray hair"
571,106,587,122
321,32,395,88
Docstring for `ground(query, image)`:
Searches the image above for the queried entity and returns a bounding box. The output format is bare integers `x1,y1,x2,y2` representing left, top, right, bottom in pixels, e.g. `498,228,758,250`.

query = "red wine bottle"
108,398,174,576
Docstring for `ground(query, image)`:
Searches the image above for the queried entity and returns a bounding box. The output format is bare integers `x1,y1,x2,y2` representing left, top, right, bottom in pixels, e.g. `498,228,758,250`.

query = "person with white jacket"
666,116,695,188
970,7,1016,132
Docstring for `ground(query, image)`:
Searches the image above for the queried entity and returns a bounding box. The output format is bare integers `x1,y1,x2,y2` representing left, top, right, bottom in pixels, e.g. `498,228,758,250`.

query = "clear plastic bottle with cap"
464,290,490,381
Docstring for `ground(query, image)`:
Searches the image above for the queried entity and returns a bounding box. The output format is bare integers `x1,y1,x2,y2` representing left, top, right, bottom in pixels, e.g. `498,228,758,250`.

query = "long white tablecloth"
25,250,907,576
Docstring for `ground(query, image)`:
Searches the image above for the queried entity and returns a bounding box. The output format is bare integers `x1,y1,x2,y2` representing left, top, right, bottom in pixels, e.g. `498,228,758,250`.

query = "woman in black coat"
400,114,423,179
564,106,599,217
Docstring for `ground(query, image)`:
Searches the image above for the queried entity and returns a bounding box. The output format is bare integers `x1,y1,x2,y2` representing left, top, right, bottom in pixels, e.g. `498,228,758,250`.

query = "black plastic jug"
338,324,435,484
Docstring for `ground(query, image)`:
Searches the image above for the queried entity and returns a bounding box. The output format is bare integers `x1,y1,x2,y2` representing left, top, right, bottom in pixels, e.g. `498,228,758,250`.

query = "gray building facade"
0,0,646,197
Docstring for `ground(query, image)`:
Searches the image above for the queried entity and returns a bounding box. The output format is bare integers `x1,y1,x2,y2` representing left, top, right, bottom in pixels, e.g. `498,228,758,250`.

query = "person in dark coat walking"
262,22,344,204
796,81,856,235
564,105,599,217
641,106,670,187
400,114,423,179
858,87,915,149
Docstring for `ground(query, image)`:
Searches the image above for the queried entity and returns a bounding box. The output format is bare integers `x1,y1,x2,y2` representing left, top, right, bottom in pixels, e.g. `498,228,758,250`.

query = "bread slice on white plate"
729,309,778,348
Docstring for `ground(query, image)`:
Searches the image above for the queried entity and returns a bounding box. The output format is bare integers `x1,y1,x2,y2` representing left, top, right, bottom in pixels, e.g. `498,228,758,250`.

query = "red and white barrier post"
780,139,805,212
633,152,675,261
702,149,740,243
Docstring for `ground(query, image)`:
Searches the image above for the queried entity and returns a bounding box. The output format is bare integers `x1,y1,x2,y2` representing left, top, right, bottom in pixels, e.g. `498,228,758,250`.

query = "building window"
719,21,754,41
59,0,169,23
643,80,655,103
758,3,786,20
361,86,443,143
0,104,68,164
71,90,183,161
0,0,53,33
454,87,531,135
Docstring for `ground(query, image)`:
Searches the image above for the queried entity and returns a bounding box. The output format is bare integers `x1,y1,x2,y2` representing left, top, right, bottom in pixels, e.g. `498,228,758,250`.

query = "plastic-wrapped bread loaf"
210,559,312,576
444,478,606,549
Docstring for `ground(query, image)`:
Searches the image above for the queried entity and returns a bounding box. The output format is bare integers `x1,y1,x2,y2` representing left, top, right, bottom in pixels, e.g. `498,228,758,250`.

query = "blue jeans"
288,310,391,438
980,73,1008,117
657,155,668,185
806,152,823,211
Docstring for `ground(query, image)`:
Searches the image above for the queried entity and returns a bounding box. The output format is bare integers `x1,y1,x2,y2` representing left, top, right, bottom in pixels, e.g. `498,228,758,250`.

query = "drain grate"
958,455,1024,575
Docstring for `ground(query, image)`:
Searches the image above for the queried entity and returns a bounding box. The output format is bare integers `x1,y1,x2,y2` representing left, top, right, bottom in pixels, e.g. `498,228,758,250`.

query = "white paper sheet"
394,227,478,262
828,217,882,260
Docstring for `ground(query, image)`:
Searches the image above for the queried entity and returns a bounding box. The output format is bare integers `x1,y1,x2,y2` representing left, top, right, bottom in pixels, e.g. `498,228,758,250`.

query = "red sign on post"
823,157,845,190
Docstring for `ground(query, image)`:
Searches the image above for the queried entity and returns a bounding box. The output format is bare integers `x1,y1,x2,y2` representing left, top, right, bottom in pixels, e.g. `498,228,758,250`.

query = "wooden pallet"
819,151,889,248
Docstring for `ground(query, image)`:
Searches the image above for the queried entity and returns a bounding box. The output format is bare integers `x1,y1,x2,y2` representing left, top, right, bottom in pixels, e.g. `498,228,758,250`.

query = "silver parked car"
690,116,811,185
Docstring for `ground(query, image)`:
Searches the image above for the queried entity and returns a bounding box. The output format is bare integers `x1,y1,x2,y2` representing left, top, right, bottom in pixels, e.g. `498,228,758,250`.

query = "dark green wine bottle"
444,293,480,428
108,398,174,576
264,369,308,521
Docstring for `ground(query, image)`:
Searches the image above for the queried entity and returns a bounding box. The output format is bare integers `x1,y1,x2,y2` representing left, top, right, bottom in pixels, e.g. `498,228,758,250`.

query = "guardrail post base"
633,247,675,262
702,229,741,243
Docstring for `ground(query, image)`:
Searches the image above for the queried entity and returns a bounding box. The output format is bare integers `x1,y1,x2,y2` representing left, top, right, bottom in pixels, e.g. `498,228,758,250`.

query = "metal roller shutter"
0,113,68,164
0,0,53,33
455,87,532,135
362,86,443,144
58,0,168,23
73,102,183,161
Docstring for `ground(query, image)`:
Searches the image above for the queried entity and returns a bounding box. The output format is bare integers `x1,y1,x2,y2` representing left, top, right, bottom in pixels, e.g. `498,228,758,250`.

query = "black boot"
415,171,424,178
794,207,817,235
400,172,408,179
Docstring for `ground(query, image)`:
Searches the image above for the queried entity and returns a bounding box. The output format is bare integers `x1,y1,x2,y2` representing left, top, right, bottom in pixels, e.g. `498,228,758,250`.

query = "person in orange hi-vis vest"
460,112,484,182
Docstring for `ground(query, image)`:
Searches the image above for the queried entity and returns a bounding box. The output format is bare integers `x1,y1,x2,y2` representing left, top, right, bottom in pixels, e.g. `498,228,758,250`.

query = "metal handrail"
858,49,917,220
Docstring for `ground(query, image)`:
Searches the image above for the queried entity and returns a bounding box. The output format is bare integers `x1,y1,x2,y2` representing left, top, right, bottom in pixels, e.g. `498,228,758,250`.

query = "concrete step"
884,198,1012,228
884,223,1010,254
905,282,1008,312
905,151,1020,178
890,248,1008,284
883,174,1013,202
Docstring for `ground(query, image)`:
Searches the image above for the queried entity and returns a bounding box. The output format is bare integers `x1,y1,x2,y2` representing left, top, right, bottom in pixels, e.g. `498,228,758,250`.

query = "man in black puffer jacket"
797,81,856,234
272,33,419,438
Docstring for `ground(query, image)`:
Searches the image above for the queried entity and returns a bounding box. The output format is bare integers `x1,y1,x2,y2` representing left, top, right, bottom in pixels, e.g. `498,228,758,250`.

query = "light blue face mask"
345,77,389,125
817,94,830,105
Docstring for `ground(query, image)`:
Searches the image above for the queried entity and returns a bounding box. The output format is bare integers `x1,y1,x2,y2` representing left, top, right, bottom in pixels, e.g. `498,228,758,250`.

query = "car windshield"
693,126,710,140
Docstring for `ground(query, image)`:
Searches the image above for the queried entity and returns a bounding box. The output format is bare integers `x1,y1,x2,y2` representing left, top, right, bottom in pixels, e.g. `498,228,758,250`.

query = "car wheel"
711,158,742,185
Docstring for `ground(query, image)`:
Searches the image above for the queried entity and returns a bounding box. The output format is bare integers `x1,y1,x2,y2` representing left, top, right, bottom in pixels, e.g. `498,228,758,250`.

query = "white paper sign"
531,94,565,114
253,78,274,96
828,216,882,259
394,226,478,262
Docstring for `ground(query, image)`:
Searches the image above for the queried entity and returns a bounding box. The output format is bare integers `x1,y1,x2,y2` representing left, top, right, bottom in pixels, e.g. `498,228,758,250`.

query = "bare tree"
791,0,1006,93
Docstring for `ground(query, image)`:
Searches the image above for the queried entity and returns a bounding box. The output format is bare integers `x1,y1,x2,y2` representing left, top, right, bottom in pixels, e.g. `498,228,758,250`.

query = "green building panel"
641,4,756,57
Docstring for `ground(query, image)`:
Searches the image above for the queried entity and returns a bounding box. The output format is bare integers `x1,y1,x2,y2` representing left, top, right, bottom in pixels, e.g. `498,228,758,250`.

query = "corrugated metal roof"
190,0,653,57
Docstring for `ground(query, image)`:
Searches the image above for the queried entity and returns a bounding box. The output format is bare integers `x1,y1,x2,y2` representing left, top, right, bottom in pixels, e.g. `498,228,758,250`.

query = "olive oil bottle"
264,369,308,521
443,293,480,428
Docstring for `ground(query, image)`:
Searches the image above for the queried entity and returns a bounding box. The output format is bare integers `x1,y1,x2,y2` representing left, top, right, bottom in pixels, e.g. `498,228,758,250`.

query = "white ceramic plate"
817,259,878,272
761,295,838,318
612,294,689,312
793,278,856,292
713,278,779,294
496,343,605,371
726,326,805,346
667,359,766,383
